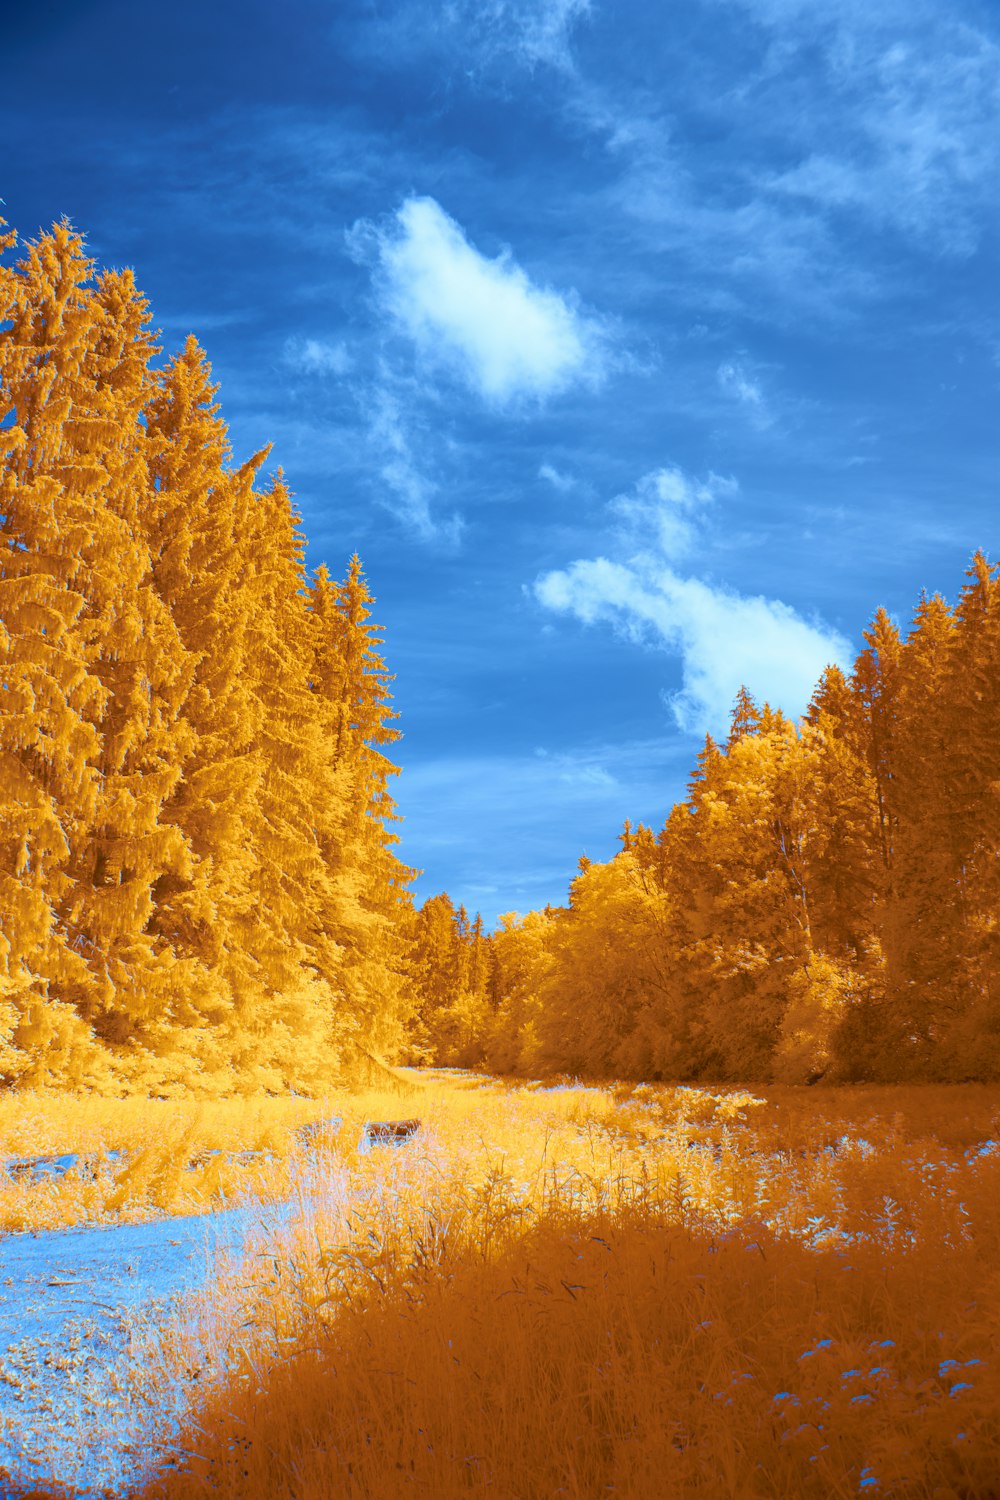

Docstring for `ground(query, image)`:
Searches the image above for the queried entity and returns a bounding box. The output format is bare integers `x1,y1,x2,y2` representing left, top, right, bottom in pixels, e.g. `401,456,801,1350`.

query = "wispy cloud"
350,0,593,78
466,0,593,72
539,462,576,492
363,382,463,548
351,196,606,405
496,0,1000,325
755,17,1000,255
717,359,772,427
608,466,737,559
283,336,352,377
534,464,852,734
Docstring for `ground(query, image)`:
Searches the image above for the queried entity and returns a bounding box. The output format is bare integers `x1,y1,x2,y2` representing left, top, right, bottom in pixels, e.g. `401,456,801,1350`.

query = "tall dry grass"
0,1069,424,1234
124,1075,1000,1499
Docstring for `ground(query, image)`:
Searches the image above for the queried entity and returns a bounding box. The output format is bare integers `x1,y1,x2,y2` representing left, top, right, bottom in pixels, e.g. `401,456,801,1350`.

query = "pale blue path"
0,1122,412,1498
0,1201,293,1498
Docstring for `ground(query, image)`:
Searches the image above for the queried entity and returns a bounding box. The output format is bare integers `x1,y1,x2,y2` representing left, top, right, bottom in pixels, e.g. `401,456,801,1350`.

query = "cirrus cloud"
283,336,352,377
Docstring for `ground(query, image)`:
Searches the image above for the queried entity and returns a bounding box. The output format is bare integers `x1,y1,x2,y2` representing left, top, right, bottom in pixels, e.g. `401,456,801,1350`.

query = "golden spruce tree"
140,337,272,1081
851,608,903,893
406,892,465,1060
66,264,208,1080
803,664,882,959
0,221,202,1084
481,908,555,1074
310,557,415,1062
877,592,960,1068
938,555,1000,1074
213,473,347,1087
466,909,491,1029
670,701,810,1079
0,219,109,1085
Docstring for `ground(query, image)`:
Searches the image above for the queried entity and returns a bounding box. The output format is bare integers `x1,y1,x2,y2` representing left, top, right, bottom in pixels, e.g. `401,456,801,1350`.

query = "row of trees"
406,894,493,1062
0,220,414,1091
413,557,1000,1084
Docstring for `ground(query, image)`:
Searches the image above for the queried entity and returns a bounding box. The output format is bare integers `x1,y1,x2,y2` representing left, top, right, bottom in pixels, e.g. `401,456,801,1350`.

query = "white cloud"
354,196,605,405
283,336,352,377
534,465,852,735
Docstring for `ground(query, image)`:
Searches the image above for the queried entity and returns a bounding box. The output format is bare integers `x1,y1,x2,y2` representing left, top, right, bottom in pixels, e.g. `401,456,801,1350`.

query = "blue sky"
5,0,998,925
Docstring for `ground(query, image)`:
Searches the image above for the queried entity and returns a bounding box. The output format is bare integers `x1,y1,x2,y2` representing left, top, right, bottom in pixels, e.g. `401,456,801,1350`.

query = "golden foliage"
471,555,1000,1086
0,218,412,1091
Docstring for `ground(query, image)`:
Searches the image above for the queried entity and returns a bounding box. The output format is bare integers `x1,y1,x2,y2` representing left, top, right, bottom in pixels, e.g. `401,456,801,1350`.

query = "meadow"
4,1072,998,1498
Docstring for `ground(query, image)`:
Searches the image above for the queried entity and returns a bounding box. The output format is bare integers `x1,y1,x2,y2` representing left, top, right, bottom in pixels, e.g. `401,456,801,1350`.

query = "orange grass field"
4,1071,1000,1499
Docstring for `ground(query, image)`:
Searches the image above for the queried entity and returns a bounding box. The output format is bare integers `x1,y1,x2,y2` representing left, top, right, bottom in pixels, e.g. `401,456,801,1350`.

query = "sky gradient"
5,0,998,924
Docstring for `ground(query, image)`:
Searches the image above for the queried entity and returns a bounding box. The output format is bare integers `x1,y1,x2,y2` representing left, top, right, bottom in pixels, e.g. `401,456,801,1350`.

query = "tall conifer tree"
0,221,108,1083
310,558,414,1060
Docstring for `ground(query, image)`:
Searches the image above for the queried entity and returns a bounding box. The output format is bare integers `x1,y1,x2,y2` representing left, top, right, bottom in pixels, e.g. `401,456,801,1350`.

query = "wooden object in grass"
357,1119,421,1153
